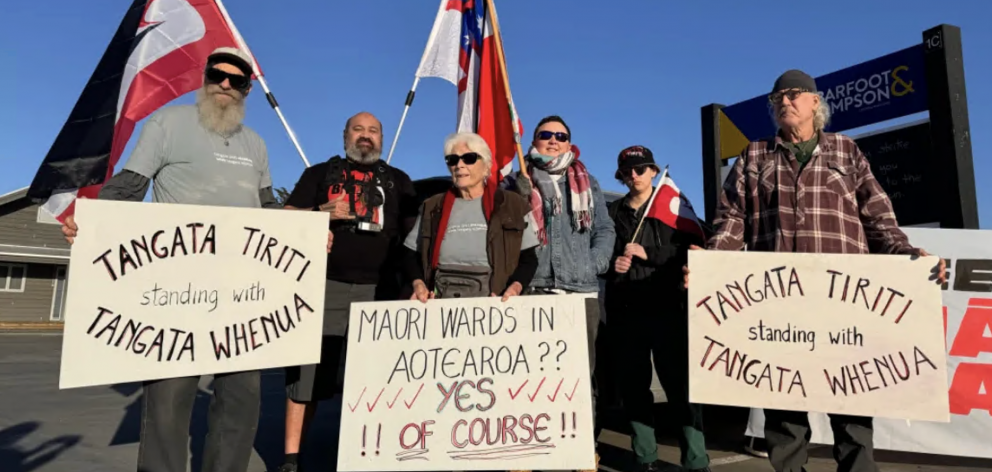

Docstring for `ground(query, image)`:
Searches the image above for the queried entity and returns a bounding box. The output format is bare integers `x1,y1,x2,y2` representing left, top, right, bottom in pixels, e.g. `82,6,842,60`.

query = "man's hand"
62,215,78,245
615,255,632,274
682,244,704,289
494,281,523,301
326,230,334,254
411,280,433,303
916,249,947,285
624,243,647,260
318,194,355,221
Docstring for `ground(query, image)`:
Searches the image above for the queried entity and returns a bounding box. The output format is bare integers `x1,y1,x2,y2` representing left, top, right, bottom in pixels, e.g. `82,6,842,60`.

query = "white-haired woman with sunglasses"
402,132,539,301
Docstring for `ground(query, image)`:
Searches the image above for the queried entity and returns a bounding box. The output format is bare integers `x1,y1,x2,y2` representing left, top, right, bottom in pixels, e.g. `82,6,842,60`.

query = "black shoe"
271,463,300,472
638,461,680,472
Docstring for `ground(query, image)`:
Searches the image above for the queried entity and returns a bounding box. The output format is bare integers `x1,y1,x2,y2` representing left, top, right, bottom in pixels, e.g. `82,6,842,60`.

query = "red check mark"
386,388,404,409
527,377,547,402
508,380,529,400
404,384,424,409
366,388,385,412
547,378,564,402
347,387,367,413
564,379,581,401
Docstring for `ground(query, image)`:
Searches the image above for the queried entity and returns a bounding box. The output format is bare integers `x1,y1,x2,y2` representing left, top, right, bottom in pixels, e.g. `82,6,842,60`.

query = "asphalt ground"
1,333,990,472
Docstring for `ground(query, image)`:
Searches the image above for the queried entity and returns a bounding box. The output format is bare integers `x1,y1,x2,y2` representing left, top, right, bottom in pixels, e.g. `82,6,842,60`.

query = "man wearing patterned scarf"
502,115,616,472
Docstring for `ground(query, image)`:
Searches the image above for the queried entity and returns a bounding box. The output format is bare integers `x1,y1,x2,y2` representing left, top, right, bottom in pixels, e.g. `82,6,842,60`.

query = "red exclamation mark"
376,424,382,456
571,412,577,438
561,412,566,438
361,425,367,457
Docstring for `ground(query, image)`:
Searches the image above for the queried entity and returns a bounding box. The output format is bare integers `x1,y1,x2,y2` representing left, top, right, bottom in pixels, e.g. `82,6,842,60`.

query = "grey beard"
345,144,381,165
196,87,245,136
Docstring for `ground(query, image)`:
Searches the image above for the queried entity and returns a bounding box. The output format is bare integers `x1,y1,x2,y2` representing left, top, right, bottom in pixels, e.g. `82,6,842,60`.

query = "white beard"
196,87,245,136
345,143,381,165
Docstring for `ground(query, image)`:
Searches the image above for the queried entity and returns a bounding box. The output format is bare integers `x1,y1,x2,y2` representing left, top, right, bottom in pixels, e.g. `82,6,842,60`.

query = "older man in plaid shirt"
686,69,947,472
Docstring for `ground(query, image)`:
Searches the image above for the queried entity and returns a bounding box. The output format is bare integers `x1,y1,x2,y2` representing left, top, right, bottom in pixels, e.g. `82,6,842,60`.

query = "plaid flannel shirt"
708,131,916,255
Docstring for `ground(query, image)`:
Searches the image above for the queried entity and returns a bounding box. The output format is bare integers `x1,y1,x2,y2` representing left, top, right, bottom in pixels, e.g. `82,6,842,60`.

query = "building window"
0,263,27,292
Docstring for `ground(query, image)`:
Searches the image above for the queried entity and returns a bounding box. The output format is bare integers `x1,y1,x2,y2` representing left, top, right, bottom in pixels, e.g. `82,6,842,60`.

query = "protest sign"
337,294,596,472
58,199,329,389
687,250,948,422
746,228,992,458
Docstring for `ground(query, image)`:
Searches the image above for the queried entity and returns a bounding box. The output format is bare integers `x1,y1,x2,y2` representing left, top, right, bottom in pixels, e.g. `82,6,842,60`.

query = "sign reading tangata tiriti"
687,250,949,422
58,199,329,389
338,295,597,472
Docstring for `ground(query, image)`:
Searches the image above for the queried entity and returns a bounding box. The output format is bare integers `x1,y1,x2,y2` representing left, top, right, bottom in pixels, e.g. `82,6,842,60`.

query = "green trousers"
609,295,709,470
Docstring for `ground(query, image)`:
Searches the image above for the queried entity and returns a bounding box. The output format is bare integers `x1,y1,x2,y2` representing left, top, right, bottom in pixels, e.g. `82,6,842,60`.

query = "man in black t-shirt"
273,111,418,472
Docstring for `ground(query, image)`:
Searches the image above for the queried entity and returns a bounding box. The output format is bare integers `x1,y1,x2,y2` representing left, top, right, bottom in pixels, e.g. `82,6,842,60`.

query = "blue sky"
2,0,990,228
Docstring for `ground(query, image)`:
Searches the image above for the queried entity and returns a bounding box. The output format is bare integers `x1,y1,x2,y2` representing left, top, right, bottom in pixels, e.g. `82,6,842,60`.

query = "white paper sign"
687,250,949,422
746,228,992,458
58,199,329,389
337,295,596,472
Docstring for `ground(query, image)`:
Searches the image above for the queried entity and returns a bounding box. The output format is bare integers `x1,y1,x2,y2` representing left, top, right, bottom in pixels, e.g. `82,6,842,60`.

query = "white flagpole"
630,165,669,243
386,0,448,165
214,0,311,168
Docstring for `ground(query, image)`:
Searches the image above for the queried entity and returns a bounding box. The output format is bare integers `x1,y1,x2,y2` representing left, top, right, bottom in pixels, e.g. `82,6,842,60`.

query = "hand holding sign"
62,214,78,244
914,248,947,284
682,244,703,289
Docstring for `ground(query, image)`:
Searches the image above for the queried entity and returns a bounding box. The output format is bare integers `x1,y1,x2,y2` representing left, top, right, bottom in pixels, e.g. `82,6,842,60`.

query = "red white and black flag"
26,0,254,222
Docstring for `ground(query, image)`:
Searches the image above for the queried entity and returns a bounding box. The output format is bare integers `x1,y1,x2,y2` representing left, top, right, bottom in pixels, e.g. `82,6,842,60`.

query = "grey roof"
0,187,28,207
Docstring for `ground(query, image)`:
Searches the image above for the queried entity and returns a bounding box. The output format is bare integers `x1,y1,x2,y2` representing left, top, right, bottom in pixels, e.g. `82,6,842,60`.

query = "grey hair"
443,132,492,172
770,93,832,132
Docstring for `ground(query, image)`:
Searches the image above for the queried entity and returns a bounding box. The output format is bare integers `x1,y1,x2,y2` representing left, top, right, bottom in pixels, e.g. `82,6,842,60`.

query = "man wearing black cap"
60,47,303,472
605,146,711,472
690,70,947,472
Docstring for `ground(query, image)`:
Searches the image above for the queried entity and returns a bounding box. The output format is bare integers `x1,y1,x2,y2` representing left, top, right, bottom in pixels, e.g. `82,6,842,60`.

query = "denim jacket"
502,171,616,293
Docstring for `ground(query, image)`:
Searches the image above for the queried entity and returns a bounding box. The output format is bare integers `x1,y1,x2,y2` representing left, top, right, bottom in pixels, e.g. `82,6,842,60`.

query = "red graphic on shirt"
328,169,381,224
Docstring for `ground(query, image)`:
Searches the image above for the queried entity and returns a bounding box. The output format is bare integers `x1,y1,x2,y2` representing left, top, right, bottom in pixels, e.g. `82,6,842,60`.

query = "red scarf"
429,181,496,271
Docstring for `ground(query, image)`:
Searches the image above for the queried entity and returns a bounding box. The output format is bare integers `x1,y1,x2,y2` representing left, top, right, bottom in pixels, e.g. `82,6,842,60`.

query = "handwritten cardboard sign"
337,295,596,471
687,250,949,422
58,199,329,389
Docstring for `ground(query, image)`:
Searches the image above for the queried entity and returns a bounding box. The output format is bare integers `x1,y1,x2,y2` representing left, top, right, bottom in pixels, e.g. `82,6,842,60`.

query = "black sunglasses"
445,152,481,167
535,130,570,142
768,88,810,104
205,67,250,91
615,165,651,180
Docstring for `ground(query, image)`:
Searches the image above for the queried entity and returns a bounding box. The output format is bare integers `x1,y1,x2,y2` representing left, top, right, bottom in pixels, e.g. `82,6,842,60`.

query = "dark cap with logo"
615,145,658,179
772,69,817,93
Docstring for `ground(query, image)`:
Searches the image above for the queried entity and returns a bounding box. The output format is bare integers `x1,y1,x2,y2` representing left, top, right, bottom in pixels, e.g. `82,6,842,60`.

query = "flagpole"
630,166,669,243
213,0,311,168
483,0,527,175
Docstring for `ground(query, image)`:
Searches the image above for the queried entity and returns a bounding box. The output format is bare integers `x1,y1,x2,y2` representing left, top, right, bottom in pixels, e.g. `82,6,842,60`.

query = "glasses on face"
445,152,481,167
768,88,810,104
205,67,250,91
615,165,650,180
535,130,570,142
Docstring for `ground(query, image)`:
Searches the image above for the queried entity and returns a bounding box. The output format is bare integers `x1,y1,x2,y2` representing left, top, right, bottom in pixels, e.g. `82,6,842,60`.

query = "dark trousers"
608,293,709,470
137,370,261,472
764,409,878,472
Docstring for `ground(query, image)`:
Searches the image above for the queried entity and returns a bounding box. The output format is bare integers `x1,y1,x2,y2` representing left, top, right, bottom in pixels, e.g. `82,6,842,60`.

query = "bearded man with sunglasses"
502,115,616,472
686,70,946,472
605,146,711,472
60,47,288,472
274,111,419,472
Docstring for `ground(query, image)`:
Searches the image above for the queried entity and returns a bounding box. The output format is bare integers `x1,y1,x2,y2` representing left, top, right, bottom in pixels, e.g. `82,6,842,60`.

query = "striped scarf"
527,144,593,245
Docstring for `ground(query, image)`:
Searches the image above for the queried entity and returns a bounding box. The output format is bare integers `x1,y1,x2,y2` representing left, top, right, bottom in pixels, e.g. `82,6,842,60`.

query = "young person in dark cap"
60,47,309,472
604,146,710,472
686,69,946,472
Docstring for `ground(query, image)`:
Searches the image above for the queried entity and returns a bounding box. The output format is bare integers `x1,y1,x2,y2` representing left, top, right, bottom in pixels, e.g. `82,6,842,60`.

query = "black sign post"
700,23,978,229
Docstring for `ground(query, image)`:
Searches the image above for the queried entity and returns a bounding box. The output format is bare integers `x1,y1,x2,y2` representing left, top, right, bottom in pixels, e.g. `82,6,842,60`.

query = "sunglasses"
445,152,481,167
535,130,570,142
205,67,250,91
768,88,810,104
615,165,653,180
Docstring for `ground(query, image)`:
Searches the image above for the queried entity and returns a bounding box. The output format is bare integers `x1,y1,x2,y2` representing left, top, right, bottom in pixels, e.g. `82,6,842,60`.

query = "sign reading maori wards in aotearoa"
337,295,597,472
57,199,329,389
687,251,950,422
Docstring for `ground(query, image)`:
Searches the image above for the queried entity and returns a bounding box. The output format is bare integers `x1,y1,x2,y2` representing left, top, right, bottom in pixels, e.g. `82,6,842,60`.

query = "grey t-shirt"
403,197,539,267
123,104,272,208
